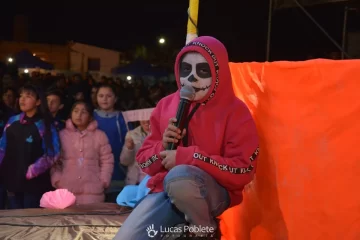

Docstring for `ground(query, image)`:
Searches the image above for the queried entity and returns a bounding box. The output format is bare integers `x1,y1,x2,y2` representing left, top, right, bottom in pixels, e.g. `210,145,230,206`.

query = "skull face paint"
180,52,212,101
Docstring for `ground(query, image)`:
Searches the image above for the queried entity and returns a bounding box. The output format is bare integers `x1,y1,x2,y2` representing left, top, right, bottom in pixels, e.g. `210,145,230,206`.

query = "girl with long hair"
93,83,128,202
0,84,60,209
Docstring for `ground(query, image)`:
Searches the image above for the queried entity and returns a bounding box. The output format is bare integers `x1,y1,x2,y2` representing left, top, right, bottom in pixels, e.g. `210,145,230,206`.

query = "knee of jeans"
164,165,205,202
164,165,204,185
166,178,204,204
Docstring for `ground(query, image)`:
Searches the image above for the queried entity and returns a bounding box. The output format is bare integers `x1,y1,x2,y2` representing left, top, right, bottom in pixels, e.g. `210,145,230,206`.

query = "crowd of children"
0,82,150,209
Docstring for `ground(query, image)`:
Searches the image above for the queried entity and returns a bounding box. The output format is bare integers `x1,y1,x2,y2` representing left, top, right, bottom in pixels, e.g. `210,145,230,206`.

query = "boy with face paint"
115,37,259,239
179,52,212,101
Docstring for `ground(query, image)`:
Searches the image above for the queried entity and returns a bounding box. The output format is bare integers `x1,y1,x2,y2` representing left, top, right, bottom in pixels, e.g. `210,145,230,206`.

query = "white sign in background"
122,108,154,123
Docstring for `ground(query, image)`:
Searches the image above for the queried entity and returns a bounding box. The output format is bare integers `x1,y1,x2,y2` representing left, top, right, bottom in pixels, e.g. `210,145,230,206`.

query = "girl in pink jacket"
51,101,114,205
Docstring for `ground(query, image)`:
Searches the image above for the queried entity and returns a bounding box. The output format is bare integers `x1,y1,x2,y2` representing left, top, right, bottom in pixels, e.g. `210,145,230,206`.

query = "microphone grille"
180,85,196,100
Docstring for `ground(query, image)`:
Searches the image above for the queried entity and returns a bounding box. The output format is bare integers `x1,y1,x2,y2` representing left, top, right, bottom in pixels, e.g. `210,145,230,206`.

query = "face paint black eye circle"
180,62,192,78
183,66,191,71
199,68,209,74
196,63,211,78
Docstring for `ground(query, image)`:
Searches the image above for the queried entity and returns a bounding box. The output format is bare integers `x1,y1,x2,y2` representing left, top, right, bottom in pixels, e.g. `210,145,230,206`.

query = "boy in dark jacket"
46,89,65,131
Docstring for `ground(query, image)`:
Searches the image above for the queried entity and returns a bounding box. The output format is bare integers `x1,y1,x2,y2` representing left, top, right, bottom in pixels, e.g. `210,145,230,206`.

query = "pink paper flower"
40,189,76,209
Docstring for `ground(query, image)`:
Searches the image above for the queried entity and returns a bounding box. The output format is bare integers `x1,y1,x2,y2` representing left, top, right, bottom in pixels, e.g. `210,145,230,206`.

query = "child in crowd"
2,87,17,111
93,84,128,202
91,83,100,108
51,101,114,205
0,84,60,209
120,120,150,185
116,120,151,210
46,89,65,131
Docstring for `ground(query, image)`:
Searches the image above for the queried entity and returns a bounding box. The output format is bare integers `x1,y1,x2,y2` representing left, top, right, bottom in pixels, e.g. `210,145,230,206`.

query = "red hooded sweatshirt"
136,36,259,207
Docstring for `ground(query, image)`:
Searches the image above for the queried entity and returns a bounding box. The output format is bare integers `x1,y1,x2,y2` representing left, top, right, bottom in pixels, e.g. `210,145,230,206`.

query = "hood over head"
174,36,235,106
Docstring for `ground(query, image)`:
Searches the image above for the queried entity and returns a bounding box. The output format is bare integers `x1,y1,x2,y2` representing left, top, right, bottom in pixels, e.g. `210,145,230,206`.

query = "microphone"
167,85,195,150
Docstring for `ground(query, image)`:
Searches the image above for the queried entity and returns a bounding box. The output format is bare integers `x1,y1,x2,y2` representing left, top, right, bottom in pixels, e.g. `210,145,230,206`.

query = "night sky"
1,0,358,62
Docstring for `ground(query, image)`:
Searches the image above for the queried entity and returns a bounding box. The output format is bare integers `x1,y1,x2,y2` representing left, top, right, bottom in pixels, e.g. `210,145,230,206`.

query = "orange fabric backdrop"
219,59,360,240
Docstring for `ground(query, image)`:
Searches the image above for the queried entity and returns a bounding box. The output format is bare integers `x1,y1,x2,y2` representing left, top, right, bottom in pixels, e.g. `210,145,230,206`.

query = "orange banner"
220,59,360,240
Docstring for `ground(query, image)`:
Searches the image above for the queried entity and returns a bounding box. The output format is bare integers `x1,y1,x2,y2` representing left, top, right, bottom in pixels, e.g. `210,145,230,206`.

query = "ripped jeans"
114,165,230,240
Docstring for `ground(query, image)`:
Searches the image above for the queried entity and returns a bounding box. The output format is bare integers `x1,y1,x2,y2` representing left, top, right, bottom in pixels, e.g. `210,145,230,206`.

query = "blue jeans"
114,165,230,240
7,192,43,209
0,184,6,209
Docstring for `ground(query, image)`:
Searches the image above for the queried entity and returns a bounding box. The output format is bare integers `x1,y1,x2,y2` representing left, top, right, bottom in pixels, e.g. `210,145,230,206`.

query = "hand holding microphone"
161,121,186,170
165,85,195,150
162,118,187,149
160,85,195,170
